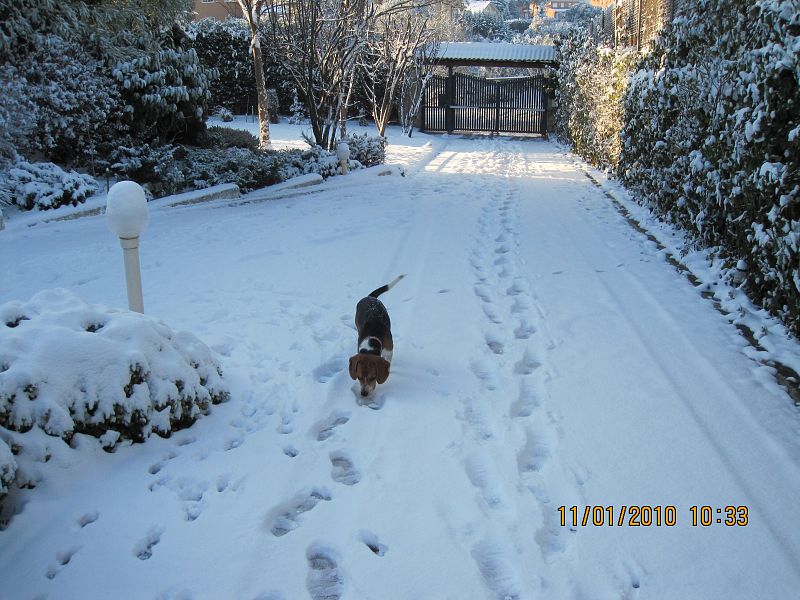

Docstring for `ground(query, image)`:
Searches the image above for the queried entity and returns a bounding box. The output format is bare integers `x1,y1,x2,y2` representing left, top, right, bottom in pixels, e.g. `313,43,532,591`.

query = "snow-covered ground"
2,123,800,599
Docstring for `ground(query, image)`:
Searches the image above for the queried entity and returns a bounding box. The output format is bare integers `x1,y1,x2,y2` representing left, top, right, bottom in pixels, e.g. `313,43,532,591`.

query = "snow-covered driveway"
2,131,800,599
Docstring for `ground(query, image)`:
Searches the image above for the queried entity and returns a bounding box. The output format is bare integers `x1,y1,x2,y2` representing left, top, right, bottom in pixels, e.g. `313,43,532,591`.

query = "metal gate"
421,72,548,135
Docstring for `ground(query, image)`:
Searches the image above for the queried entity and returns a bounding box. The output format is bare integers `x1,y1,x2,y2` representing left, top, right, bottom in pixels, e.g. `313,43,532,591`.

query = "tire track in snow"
549,178,800,577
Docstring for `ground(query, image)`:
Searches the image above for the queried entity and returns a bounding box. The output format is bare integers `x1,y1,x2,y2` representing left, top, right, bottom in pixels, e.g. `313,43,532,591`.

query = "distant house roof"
432,42,558,67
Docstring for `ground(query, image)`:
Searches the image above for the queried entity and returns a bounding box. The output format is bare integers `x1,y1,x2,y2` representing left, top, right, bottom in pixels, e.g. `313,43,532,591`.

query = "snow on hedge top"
0,289,228,446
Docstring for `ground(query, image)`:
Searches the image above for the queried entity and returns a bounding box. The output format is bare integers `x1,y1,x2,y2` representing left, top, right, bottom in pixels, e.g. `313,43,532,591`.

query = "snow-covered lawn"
2,124,800,599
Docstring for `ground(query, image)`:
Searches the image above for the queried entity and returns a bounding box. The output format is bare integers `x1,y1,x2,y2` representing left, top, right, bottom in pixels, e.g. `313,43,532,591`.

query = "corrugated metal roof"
435,42,557,64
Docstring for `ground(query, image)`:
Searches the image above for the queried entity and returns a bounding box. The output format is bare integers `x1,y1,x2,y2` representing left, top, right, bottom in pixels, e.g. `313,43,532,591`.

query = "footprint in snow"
76,511,99,529
276,414,294,435
359,531,388,557
482,304,503,325
268,488,332,537
470,359,499,391
149,450,179,475
511,296,532,314
485,332,504,355
134,527,164,561
306,544,345,600
536,506,569,557
314,412,351,442
517,425,555,473
465,454,507,510
514,348,541,375
506,279,530,297
473,284,494,303
330,452,361,486
493,254,510,267
313,358,344,384
511,380,541,418
471,537,523,600
223,435,244,452
45,546,81,579
357,392,385,410
514,320,537,340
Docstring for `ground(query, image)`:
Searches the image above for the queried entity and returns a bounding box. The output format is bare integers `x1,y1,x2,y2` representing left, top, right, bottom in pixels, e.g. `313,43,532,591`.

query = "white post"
336,141,350,175
119,237,144,313
106,181,149,313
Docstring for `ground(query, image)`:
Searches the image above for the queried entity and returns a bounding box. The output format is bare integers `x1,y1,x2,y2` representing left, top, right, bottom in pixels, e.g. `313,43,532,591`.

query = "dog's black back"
355,296,390,341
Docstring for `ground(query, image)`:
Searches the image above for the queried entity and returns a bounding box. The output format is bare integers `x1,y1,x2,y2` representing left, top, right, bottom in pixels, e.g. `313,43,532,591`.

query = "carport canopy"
428,42,558,70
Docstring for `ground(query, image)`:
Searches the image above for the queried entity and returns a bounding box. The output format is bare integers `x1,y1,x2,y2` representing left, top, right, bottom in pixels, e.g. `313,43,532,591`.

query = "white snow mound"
0,289,229,450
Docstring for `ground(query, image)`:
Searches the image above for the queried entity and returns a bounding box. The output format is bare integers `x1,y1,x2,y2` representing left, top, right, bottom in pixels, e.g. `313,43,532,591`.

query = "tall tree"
234,0,272,148
361,8,438,136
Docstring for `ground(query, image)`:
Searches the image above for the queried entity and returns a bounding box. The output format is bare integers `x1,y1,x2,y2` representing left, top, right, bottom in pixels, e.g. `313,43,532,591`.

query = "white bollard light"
106,181,149,313
336,141,350,175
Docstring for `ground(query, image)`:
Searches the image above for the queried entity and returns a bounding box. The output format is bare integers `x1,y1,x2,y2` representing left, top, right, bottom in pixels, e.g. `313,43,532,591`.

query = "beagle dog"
349,275,405,397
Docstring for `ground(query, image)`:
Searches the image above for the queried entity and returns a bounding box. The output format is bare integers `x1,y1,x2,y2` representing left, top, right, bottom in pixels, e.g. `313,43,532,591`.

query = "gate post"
446,66,455,134
494,80,501,135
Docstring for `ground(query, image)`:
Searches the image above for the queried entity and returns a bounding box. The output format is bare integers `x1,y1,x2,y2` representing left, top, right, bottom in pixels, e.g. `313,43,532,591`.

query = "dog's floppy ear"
376,357,390,384
348,355,359,380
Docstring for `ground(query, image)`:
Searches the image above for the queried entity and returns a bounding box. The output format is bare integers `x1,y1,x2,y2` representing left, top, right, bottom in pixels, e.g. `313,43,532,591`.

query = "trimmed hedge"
619,0,800,334
554,0,799,335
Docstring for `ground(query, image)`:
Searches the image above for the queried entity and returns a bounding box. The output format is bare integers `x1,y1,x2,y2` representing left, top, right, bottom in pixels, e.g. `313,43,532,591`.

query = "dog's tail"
368,274,406,298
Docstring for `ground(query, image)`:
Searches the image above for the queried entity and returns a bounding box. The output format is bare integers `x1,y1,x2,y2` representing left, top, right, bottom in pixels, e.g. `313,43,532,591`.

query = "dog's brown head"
349,353,390,397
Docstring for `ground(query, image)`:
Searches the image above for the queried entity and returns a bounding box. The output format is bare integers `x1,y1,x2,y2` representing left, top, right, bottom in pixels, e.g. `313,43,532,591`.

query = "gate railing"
421,72,547,135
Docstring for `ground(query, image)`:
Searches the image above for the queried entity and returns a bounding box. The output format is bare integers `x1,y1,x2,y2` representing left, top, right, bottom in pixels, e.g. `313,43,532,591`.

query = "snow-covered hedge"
618,0,800,334
554,30,636,170
105,133,387,198
0,0,215,167
0,290,229,454
0,66,37,169
1,161,98,211
187,18,290,115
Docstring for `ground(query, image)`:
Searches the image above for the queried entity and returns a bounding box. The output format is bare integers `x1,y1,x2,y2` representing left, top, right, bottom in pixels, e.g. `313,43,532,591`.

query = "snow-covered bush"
13,33,123,164
183,147,283,192
508,19,532,34
108,143,184,198
213,106,235,122
461,12,511,41
0,438,15,496
280,146,344,180
619,0,800,334
112,38,215,146
288,88,309,125
345,133,387,167
0,289,229,450
2,161,98,211
207,126,260,151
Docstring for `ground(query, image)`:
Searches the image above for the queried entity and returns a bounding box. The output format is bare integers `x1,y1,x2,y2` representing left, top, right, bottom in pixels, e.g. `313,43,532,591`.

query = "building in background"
465,1,503,18
193,0,242,20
